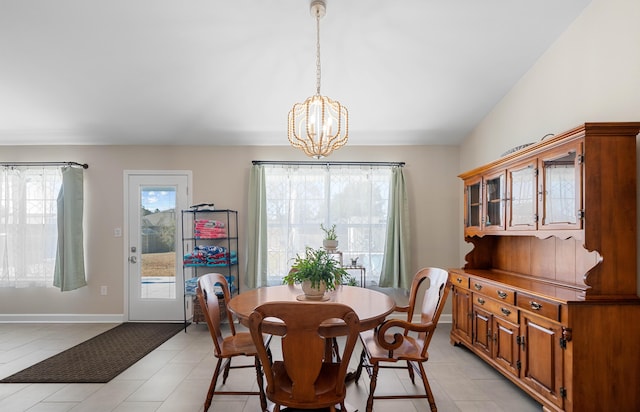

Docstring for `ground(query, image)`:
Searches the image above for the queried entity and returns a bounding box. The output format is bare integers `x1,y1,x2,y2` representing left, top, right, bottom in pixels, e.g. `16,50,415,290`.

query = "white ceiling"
0,0,592,146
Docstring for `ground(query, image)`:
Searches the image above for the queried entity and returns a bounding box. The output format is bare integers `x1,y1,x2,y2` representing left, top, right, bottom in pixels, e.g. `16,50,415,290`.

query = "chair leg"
222,358,232,384
353,349,365,384
205,357,223,411
366,363,379,412
406,360,415,383
331,337,341,362
254,356,267,412
417,361,437,412
324,338,341,362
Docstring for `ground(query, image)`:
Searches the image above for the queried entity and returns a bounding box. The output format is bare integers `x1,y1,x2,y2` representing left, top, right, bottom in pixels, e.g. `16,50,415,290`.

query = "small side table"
343,265,366,288
327,250,343,266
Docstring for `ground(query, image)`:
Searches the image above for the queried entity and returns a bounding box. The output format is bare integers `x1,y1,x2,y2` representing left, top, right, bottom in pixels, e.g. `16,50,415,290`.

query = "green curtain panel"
54,166,87,291
245,164,268,288
379,166,411,289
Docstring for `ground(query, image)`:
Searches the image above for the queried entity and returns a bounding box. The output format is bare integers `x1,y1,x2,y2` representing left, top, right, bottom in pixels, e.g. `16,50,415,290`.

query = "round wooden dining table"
227,284,396,337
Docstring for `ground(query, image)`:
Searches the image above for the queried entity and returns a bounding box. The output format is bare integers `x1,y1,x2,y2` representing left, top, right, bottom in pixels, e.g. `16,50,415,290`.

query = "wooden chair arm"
375,319,436,352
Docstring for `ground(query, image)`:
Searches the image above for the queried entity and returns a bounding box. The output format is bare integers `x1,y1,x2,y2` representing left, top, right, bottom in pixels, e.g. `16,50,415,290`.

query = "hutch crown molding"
450,122,640,412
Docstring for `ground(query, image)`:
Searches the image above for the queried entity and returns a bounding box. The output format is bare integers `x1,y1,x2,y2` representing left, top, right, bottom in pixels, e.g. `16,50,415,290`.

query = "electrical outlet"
113,227,122,237
100,286,108,295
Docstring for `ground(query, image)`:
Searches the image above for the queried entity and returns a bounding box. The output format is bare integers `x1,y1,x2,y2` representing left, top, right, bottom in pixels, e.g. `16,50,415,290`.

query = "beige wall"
7,0,637,320
459,0,640,294
0,144,460,320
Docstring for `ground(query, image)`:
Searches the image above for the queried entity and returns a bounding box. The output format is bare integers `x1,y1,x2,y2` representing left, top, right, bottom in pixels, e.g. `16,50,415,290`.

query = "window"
0,167,62,287
263,164,391,286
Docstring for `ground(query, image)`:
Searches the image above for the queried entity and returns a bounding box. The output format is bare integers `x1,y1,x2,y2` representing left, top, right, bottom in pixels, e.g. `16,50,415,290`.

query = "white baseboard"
0,314,125,323
0,313,452,324
440,314,452,324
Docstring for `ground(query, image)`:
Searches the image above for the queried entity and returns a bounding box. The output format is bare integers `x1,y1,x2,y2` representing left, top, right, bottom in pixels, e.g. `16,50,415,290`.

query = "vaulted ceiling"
0,0,592,146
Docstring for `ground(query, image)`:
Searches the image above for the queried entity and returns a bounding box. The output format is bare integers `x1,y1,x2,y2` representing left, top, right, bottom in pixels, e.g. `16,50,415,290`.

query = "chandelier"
288,0,348,159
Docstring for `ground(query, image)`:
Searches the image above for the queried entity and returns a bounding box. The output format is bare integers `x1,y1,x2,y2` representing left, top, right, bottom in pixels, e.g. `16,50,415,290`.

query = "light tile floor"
0,322,541,412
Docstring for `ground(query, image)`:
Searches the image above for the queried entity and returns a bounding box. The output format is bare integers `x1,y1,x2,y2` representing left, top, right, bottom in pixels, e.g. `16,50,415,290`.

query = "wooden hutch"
449,123,640,412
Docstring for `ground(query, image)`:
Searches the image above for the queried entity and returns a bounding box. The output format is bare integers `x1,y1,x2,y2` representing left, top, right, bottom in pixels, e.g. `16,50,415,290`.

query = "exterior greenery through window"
263,165,391,286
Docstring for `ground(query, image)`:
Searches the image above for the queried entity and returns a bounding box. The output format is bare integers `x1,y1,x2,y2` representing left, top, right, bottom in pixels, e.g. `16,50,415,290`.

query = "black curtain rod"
252,160,405,167
0,161,89,169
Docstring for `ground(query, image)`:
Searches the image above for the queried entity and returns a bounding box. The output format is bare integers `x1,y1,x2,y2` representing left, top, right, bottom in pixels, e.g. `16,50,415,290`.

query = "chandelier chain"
287,0,348,159
315,10,321,95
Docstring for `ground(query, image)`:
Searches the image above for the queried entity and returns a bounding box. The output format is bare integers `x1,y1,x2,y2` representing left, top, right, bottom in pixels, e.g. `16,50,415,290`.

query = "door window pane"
140,187,177,299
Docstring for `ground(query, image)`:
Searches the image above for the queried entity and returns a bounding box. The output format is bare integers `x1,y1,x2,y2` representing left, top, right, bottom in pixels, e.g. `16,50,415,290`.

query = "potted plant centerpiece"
321,223,338,251
283,246,347,300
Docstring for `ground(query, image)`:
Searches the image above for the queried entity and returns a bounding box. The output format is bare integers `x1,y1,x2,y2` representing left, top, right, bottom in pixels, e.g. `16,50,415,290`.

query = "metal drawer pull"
456,277,463,283
497,290,508,299
477,297,485,305
474,283,483,291
530,301,542,311
501,307,511,316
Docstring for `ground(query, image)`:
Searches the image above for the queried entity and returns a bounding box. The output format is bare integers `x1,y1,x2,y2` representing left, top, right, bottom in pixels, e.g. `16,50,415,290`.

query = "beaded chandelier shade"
288,0,348,159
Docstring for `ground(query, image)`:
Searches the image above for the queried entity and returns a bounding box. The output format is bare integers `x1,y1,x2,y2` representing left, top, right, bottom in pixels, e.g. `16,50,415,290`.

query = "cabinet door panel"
539,142,583,230
472,305,492,356
464,176,483,235
452,287,472,343
507,160,538,230
521,314,564,409
493,317,520,378
484,170,506,231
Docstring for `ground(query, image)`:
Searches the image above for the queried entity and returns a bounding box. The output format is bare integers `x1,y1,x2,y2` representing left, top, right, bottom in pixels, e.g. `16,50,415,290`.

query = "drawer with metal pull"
470,279,515,305
450,273,470,289
472,294,519,323
516,292,561,322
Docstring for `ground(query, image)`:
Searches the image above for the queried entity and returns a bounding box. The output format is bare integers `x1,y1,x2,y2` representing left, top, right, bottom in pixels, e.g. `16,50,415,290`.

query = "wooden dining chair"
248,301,360,412
353,267,451,412
196,273,269,412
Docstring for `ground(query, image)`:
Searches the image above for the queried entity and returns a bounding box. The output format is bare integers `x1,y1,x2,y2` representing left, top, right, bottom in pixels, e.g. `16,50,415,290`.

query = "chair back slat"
249,301,360,408
418,268,450,355
197,273,234,356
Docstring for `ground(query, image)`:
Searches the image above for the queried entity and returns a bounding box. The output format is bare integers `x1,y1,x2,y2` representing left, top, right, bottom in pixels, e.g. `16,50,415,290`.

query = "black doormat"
0,322,183,383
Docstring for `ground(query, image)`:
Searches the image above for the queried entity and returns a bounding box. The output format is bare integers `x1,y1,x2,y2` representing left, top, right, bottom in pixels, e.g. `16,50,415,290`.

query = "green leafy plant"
343,275,358,286
283,247,347,291
320,223,338,240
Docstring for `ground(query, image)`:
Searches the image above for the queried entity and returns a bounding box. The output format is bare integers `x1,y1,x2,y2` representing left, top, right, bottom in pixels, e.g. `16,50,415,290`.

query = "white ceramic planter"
323,239,338,250
301,280,327,300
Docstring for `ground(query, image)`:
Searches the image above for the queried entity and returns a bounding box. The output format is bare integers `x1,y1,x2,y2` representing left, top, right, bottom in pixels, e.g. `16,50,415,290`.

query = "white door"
126,171,191,321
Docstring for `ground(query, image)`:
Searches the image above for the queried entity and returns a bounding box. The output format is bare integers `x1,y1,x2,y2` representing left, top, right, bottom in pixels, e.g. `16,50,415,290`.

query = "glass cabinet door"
507,160,537,230
464,177,482,234
484,171,506,231
539,143,582,230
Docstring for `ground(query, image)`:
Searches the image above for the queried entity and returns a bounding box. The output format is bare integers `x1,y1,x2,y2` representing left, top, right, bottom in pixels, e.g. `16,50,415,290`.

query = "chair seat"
267,361,344,408
220,332,261,357
360,329,427,363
